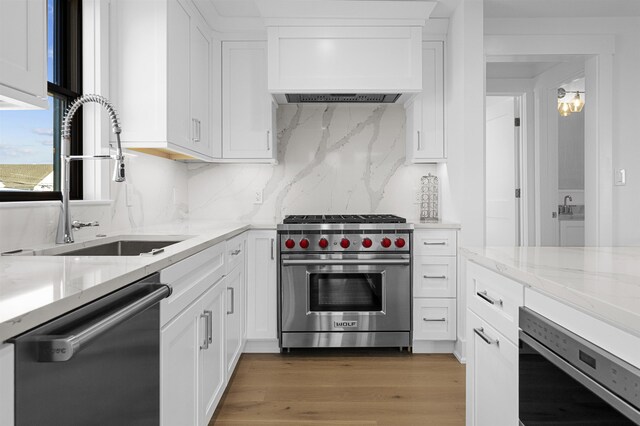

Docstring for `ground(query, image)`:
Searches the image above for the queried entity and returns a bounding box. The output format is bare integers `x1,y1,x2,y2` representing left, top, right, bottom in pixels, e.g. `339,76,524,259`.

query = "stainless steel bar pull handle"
36,285,171,362
477,290,503,306
270,238,274,260
474,327,499,346
423,318,446,322
417,130,421,150
424,241,446,245
227,287,235,315
192,118,198,142
200,310,212,349
282,259,410,266
267,130,270,150
424,275,447,279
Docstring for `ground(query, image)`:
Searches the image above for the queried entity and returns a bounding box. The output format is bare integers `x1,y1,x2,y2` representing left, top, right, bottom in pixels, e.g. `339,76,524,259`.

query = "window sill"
0,200,113,209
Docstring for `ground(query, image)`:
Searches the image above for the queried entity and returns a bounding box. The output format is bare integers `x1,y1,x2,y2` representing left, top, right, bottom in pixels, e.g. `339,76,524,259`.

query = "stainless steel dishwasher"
11,273,171,426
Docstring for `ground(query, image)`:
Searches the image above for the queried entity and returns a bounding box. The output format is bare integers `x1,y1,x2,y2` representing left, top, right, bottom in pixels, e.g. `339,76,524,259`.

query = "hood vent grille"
285,94,400,103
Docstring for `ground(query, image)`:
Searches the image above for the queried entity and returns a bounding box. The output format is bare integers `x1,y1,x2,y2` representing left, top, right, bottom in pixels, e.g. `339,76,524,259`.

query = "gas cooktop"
282,214,406,224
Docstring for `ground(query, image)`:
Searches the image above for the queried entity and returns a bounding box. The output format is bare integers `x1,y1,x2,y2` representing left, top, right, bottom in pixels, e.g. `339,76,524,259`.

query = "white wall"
0,153,188,252
485,16,640,245
188,104,437,222
444,0,485,247
558,110,584,190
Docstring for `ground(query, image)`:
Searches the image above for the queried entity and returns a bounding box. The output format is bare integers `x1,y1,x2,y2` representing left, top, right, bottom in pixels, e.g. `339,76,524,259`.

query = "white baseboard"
412,340,455,354
243,338,280,353
454,338,466,363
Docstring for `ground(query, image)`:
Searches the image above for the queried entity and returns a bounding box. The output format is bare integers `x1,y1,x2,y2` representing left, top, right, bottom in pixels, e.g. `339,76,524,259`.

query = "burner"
282,214,406,224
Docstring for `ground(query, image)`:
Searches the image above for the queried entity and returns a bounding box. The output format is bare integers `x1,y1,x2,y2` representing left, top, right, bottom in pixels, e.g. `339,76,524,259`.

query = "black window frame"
0,0,83,202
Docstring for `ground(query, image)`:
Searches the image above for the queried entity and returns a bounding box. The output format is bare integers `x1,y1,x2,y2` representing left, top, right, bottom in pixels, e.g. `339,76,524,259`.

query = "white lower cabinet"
467,311,518,426
161,277,226,426
0,343,14,426
412,228,458,353
225,258,245,376
466,260,523,426
245,230,278,352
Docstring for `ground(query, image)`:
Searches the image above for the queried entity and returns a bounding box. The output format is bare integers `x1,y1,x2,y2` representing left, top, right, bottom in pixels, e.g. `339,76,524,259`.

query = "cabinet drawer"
160,243,225,326
413,298,456,340
225,233,245,272
413,256,456,298
414,230,457,256
467,261,523,344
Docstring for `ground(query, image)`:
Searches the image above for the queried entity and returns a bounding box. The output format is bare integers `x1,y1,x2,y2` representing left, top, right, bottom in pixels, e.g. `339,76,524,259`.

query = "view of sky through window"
0,0,55,191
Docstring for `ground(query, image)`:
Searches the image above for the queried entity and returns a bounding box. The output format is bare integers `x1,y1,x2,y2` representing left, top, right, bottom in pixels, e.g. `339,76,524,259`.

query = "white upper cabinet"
267,26,422,96
222,41,277,161
111,0,215,161
0,0,47,109
406,41,445,163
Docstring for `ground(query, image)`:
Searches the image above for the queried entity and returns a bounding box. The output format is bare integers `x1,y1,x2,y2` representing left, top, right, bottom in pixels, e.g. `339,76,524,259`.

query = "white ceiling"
484,0,640,18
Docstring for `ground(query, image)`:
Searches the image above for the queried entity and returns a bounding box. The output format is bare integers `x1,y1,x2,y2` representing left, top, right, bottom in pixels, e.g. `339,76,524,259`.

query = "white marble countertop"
460,246,640,338
0,220,253,342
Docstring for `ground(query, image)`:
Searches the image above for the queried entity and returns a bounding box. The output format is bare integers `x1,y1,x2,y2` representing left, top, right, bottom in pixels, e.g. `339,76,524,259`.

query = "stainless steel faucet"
560,195,573,214
56,94,125,244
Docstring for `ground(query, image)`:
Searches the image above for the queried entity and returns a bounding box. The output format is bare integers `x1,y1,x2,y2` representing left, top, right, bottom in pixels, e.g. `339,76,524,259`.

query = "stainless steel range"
277,214,413,349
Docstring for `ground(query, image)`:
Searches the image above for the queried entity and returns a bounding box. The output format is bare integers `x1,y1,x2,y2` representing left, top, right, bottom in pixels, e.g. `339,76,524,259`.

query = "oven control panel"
279,232,411,252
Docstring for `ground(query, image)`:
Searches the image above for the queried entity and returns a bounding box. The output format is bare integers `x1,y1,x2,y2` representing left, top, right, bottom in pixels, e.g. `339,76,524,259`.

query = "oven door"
519,331,640,425
280,254,411,333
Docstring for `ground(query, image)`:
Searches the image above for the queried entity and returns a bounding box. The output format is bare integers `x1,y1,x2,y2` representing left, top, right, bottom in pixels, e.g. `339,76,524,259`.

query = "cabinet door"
222,41,275,160
199,281,226,426
166,0,191,148
161,300,199,426
0,0,47,108
225,265,244,376
246,231,277,340
467,311,518,426
190,20,211,156
407,41,444,162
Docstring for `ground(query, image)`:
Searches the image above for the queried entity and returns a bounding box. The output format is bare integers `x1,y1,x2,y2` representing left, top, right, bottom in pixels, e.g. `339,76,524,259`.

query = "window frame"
0,0,83,203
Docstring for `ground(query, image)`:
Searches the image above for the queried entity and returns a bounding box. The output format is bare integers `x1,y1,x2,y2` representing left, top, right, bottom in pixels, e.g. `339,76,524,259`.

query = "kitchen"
1,0,639,425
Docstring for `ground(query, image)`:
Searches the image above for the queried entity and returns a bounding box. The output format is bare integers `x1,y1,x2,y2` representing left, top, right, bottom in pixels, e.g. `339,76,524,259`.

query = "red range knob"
299,238,309,249
395,238,406,248
285,239,295,249
362,238,373,248
340,238,351,249
318,238,329,248
381,237,392,248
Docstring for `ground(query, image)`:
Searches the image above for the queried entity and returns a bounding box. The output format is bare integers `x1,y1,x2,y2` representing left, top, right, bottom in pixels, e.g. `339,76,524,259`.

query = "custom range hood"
263,1,436,104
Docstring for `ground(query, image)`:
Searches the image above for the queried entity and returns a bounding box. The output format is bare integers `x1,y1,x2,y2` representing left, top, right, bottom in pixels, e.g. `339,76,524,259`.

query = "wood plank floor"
210,349,465,426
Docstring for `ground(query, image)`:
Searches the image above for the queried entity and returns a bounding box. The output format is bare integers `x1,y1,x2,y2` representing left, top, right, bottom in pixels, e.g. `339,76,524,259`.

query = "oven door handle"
281,259,410,266
519,331,640,424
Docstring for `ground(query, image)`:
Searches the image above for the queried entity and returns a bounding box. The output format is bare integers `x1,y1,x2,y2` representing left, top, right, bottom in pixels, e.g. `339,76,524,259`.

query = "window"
0,0,83,202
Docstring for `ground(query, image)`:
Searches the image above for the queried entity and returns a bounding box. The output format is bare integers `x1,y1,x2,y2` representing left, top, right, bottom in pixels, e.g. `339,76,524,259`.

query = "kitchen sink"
53,240,183,256
0,235,192,257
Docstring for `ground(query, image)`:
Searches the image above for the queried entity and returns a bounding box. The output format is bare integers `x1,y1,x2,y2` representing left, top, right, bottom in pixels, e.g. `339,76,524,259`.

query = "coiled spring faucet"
56,94,125,244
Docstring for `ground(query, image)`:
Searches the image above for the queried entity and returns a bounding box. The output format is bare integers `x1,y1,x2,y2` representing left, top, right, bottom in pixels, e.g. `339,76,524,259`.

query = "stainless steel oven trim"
519,330,640,424
303,269,387,316
283,258,410,266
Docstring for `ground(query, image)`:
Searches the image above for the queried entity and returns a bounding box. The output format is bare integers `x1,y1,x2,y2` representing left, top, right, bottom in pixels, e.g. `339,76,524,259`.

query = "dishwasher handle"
36,284,171,362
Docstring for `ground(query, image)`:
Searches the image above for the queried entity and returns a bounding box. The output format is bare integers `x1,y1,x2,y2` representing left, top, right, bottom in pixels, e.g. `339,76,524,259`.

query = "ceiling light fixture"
557,88,585,117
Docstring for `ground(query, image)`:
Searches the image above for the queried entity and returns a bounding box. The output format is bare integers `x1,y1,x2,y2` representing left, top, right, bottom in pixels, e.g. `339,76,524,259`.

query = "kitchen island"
461,246,640,426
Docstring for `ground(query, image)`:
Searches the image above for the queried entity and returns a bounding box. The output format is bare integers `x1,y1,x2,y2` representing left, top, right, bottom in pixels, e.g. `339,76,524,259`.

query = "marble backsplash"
1,104,438,252
188,104,436,223
0,152,188,252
